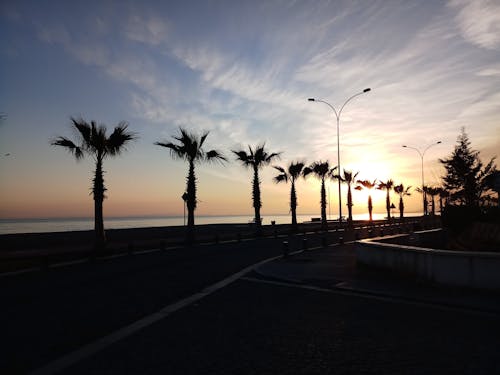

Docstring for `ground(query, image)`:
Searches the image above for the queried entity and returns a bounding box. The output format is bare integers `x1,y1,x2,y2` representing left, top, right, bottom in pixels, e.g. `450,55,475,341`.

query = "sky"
0,0,499,220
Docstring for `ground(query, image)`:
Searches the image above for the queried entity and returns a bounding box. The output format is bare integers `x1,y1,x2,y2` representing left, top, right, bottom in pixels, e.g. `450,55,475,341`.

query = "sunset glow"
0,1,498,220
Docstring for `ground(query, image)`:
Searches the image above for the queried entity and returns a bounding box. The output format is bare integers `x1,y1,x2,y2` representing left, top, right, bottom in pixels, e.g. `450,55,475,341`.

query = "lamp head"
308,98,315,102
402,145,407,148
437,141,442,144
363,88,371,93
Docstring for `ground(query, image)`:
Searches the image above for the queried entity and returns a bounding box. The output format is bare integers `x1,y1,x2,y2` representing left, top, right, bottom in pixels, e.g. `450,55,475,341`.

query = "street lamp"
402,141,442,216
308,88,371,225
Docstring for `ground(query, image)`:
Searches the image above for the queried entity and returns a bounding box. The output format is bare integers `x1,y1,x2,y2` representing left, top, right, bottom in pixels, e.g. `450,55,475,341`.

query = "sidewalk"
255,243,500,315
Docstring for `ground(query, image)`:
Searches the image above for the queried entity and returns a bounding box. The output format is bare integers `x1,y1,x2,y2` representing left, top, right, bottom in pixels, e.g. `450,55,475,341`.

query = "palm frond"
264,152,281,164
232,149,253,167
205,149,227,164
303,167,313,178
107,123,136,155
273,165,288,184
199,131,209,148
51,137,84,160
155,141,185,159
288,161,305,178
273,174,288,184
273,165,286,174
71,118,92,145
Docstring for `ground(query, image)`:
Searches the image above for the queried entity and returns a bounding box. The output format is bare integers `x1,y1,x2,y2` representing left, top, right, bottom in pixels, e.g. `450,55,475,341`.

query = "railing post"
282,241,289,257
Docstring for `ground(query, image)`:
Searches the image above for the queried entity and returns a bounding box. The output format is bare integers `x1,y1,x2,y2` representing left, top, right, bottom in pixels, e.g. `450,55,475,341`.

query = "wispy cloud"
448,0,500,50
125,14,169,46
4,1,499,217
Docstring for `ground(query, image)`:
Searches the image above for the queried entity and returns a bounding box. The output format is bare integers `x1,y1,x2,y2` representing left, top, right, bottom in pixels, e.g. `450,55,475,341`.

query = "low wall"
356,230,500,290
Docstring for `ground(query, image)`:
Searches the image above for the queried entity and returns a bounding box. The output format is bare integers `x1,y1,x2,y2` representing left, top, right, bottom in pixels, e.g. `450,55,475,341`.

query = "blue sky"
1,0,499,219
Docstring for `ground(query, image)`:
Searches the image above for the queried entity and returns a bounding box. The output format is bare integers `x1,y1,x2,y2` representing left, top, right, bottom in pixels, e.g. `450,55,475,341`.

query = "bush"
442,205,499,234
441,205,481,234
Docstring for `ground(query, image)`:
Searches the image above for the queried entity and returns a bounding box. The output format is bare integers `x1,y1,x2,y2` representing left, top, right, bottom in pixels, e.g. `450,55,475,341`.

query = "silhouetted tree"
156,128,225,242
428,186,442,215
338,169,359,223
273,161,306,232
233,144,280,232
437,187,449,213
52,118,136,249
304,161,337,229
393,183,411,219
378,179,394,220
440,128,497,206
484,171,500,207
355,179,377,222
416,185,434,215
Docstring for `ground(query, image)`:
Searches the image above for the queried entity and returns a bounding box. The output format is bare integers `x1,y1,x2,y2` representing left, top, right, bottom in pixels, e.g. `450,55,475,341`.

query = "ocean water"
0,212,420,235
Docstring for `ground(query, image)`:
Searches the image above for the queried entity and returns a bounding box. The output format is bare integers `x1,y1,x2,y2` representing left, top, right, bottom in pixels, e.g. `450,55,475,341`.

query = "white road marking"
29,253,286,375
240,277,500,318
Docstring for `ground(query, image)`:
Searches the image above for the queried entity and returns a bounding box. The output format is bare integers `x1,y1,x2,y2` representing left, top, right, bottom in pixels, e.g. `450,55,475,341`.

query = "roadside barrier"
0,218,430,275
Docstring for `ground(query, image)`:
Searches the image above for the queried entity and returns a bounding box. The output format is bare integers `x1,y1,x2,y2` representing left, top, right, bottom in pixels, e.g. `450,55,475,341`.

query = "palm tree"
233,144,281,231
338,169,359,224
437,187,450,213
427,186,441,216
416,185,438,215
51,117,136,249
393,183,411,219
156,128,225,241
303,161,337,229
355,179,377,222
378,179,394,220
273,161,306,232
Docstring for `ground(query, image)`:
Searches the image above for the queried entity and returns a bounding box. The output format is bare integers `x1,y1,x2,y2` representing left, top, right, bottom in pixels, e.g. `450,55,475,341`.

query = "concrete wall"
355,231,500,290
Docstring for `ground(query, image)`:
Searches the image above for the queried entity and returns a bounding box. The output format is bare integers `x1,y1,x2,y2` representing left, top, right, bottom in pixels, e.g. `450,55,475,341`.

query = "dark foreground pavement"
3,236,500,374
0,236,290,374
65,276,500,374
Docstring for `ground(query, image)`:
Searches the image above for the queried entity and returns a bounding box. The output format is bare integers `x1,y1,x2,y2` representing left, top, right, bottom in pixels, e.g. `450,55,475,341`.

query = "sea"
0,212,420,235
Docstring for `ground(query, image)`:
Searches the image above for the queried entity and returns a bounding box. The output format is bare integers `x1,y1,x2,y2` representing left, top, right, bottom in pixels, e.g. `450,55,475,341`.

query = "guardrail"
356,230,500,290
0,218,431,274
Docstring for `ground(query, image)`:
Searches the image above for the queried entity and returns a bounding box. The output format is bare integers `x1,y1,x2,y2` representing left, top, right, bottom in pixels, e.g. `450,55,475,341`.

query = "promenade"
2,229,499,374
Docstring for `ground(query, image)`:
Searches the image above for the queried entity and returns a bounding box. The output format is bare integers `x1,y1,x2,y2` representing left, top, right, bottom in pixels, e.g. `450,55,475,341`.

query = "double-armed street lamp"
308,88,371,225
402,141,441,216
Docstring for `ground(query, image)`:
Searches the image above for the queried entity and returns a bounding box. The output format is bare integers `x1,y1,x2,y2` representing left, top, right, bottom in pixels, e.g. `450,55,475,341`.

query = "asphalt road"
64,276,500,374
3,231,499,374
1,235,299,374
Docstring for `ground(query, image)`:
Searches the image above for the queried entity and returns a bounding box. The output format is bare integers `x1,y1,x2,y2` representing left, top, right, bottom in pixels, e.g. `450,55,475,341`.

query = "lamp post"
402,141,441,216
308,88,371,225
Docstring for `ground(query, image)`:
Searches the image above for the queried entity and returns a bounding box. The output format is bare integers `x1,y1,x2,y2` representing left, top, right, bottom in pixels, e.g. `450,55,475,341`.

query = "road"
1,235,297,374
2,232,499,374
65,276,500,374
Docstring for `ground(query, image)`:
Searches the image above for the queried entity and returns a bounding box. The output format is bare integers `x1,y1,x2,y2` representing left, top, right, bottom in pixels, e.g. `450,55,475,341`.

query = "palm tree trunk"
290,181,297,231
431,195,435,216
347,184,353,223
368,195,373,222
186,161,196,241
399,196,404,219
93,158,106,250
386,190,391,220
252,166,262,229
320,178,327,229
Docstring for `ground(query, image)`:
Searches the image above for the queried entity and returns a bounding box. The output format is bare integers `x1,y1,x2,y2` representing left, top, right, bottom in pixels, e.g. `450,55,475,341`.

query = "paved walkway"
256,243,500,315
